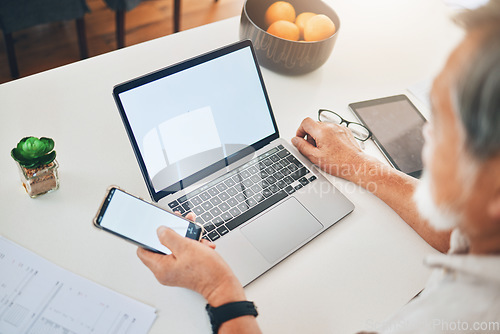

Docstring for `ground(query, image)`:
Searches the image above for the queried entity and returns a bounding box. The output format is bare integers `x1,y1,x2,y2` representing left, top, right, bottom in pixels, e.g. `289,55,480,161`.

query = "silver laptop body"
113,40,354,286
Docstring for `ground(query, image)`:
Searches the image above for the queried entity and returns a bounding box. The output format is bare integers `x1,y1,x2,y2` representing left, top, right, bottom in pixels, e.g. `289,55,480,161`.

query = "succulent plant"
11,137,56,169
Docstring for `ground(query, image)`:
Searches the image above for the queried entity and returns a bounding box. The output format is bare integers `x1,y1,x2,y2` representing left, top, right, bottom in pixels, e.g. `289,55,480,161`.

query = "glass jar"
17,160,60,198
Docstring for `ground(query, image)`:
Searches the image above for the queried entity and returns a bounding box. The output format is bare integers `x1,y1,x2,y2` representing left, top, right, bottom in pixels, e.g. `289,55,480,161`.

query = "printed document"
0,236,157,334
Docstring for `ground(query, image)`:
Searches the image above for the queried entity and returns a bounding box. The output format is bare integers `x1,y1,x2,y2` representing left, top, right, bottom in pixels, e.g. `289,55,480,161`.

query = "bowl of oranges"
240,0,340,75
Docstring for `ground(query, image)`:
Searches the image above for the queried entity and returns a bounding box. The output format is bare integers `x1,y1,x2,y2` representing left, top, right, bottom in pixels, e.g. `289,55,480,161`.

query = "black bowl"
240,0,341,75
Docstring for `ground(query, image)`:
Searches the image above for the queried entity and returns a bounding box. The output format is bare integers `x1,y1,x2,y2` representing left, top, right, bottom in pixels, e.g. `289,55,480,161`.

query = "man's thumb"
157,226,183,252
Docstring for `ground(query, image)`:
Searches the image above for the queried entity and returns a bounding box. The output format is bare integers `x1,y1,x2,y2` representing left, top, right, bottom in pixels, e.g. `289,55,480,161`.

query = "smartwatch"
206,301,258,333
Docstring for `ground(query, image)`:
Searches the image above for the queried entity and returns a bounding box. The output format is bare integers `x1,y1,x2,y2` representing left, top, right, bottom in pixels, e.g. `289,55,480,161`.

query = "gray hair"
453,0,500,160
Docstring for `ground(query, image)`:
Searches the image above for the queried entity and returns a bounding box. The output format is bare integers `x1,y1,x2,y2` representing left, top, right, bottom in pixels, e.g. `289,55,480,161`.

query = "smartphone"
93,186,203,254
349,94,426,178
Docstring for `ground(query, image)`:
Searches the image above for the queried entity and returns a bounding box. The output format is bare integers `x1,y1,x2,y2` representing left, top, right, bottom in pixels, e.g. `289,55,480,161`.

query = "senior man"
137,2,500,333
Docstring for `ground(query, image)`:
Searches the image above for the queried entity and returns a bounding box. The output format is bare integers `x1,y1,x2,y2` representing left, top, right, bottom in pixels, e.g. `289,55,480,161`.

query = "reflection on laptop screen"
118,46,276,194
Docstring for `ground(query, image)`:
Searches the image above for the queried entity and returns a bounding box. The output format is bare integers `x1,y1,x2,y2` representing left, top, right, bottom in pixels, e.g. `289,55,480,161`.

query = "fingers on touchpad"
241,197,323,263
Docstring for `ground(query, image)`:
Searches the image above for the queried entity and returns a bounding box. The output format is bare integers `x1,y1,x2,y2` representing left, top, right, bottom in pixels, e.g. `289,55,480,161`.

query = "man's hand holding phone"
136,212,247,308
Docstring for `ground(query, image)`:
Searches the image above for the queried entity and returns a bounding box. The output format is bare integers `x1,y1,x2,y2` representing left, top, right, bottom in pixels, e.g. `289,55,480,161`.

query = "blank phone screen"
351,95,425,177
96,188,195,254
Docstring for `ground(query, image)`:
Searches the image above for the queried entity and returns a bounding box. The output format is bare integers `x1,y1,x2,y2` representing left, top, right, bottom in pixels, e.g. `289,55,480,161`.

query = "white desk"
0,1,464,332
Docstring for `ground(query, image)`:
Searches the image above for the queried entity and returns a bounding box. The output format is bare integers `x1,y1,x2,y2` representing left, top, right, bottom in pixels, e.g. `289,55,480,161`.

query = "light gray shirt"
375,229,500,333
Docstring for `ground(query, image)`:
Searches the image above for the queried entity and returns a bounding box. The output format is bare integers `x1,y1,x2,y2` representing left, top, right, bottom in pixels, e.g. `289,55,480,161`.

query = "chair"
103,0,140,49
104,0,219,49
0,0,90,79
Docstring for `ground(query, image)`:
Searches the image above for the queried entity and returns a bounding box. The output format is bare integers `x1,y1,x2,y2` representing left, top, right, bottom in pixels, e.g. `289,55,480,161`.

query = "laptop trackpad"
241,197,323,263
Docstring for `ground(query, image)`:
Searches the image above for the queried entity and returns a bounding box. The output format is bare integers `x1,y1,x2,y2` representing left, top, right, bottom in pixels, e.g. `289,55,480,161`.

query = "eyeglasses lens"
348,123,370,141
319,111,343,124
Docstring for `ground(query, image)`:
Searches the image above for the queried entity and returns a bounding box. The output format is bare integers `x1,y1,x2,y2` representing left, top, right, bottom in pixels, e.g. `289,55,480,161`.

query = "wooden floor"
0,0,244,84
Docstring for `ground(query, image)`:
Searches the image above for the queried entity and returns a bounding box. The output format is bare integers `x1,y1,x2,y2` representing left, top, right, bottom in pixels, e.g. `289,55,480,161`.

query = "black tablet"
349,95,426,178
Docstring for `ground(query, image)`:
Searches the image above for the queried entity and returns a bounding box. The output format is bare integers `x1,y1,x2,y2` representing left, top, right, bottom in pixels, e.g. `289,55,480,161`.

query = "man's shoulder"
372,253,500,334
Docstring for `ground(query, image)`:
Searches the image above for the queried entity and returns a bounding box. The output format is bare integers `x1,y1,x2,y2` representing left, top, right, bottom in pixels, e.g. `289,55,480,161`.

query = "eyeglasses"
318,109,372,142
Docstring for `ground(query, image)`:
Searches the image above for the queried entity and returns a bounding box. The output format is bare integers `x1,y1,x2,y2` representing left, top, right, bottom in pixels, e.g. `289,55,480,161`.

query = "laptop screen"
114,41,278,201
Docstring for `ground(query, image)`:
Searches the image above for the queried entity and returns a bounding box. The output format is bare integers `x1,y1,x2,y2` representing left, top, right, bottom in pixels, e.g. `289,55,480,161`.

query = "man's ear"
487,157,500,221
488,189,500,221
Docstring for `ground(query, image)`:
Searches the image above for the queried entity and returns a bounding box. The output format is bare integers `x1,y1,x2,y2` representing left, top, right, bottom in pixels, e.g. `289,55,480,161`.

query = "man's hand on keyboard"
292,117,374,183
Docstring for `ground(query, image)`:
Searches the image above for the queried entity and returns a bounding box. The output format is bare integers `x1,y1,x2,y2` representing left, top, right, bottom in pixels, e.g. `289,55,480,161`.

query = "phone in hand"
349,94,426,178
93,186,203,254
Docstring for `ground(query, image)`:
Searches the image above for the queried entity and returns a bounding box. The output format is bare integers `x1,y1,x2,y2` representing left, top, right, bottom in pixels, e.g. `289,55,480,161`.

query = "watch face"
205,304,217,322
206,301,258,325
206,305,214,318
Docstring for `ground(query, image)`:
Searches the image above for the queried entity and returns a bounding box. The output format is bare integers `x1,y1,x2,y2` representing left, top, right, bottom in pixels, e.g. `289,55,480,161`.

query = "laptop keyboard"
167,145,317,242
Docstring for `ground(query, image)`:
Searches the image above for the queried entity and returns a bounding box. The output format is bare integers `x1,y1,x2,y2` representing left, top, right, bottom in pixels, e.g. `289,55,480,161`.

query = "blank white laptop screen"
118,47,276,193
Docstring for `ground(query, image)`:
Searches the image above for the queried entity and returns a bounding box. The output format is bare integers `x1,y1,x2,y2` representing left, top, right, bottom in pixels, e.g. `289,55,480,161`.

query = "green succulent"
11,137,56,169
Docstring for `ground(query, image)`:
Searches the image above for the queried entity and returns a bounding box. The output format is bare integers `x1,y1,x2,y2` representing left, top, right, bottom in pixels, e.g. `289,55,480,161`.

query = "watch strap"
206,301,258,333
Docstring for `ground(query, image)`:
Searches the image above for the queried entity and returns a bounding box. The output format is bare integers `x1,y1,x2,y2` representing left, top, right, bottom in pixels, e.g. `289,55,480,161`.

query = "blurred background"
0,0,244,84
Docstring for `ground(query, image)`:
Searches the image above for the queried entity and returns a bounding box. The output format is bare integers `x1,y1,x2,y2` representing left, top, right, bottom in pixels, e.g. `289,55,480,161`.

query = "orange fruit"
267,20,300,41
265,1,296,28
295,12,316,40
304,14,336,41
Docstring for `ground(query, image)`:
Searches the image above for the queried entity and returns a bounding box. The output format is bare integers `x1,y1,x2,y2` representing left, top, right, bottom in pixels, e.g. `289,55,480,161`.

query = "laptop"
112,40,354,286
